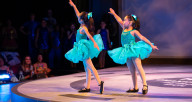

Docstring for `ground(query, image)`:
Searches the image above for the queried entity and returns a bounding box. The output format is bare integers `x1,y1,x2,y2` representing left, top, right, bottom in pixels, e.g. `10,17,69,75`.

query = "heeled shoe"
142,85,148,94
78,88,90,92
126,88,139,93
99,81,104,94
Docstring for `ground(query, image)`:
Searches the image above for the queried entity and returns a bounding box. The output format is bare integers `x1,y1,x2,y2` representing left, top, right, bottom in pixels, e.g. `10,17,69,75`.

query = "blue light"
0,74,10,79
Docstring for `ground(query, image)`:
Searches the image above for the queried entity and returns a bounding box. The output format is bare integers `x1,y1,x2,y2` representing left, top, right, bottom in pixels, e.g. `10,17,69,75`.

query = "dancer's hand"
69,0,75,7
152,45,159,50
94,43,100,51
108,8,115,15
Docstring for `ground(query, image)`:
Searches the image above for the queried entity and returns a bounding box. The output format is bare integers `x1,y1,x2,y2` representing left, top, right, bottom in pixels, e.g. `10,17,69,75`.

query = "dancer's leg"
85,58,101,85
126,58,138,89
132,57,147,89
83,61,91,89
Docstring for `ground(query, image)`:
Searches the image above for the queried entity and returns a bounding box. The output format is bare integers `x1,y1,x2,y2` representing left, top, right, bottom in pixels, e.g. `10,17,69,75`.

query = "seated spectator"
0,56,10,73
0,51,21,77
34,54,51,79
0,56,19,83
19,56,34,81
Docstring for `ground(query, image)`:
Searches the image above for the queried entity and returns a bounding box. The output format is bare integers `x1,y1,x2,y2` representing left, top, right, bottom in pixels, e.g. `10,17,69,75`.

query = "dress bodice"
76,27,87,42
121,30,135,46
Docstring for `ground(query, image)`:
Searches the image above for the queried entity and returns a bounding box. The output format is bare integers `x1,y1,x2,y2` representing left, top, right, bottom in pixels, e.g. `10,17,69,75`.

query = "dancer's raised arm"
108,8,123,28
69,0,80,19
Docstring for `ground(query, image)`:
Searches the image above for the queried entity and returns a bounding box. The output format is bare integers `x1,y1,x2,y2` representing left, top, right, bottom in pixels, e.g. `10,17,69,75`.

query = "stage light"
0,70,11,82
0,74,10,79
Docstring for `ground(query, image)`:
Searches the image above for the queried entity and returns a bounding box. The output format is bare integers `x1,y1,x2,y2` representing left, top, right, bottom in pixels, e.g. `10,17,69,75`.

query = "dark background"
0,0,191,76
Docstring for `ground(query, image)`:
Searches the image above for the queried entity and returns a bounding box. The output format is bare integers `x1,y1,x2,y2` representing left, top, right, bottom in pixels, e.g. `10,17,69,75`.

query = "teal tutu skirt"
65,34,104,63
108,41,153,64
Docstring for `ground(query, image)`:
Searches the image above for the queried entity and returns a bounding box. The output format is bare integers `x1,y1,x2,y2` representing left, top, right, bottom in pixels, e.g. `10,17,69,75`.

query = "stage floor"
11,65,192,102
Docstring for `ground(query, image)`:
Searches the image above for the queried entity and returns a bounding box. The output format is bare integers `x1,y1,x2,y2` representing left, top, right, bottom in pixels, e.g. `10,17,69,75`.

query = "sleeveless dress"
99,29,108,50
108,30,153,64
65,27,104,63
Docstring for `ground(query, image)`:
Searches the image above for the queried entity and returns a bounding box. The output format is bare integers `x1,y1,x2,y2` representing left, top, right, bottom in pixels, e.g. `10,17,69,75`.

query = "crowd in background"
0,9,114,83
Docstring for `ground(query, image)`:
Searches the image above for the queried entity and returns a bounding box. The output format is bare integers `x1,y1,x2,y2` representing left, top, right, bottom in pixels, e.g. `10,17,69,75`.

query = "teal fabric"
65,27,104,63
108,30,153,64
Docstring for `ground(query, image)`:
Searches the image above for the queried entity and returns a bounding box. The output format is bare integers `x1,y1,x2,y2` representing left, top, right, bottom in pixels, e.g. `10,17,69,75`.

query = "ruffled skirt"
65,34,104,63
108,41,153,64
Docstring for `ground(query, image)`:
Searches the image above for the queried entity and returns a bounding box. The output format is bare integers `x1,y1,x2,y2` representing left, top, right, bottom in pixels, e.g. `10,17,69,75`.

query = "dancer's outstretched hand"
69,0,75,7
152,45,159,50
108,8,115,15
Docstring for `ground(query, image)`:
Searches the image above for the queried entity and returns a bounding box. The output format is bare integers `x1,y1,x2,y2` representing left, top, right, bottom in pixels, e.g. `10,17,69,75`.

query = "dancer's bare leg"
83,61,91,89
132,57,147,90
84,58,101,85
126,58,138,89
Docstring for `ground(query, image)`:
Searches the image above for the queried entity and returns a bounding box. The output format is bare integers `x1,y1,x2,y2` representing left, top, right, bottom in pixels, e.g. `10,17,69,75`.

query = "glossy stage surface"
4,65,192,102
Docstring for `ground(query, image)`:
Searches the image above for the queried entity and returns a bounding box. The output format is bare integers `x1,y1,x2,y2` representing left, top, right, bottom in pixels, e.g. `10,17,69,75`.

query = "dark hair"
0,55,6,65
22,56,32,67
100,20,107,28
79,11,95,36
21,55,32,72
126,14,140,32
37,53,44,59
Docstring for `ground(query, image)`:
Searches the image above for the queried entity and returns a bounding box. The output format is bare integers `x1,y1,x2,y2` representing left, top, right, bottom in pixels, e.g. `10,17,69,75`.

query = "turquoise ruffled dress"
108,30,153,64
65,27,104,63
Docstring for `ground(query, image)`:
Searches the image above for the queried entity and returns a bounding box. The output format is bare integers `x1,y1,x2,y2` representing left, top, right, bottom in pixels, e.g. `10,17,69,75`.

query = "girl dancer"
108,8,158,94
65,0,104,94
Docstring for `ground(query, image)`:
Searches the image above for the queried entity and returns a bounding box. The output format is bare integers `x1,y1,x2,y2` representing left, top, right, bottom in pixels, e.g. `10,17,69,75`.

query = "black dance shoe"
99,81,104,94
126,88,139,93
142,85,148,94
78,88,90,92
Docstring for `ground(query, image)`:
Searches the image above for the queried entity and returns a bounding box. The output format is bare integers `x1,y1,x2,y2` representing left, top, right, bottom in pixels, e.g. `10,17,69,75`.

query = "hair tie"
131,14,137,20
88,12,92,20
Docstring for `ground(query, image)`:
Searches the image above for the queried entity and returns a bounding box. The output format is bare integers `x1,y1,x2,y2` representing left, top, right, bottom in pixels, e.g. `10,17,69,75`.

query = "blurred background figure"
49,24,62,69
20,13,40,62
35,19,50,63
1,19,18,51
44,9,57,32
67,23,77,68
0,56,10,83
0,56,10,74
97,21,111,68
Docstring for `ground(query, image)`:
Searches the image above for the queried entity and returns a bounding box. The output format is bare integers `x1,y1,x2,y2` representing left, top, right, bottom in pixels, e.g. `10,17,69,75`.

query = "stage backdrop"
119,0,192,58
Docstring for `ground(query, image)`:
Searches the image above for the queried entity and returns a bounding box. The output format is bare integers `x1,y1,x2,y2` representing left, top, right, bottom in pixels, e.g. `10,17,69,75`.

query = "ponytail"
79,11,95,36
126,14,140,32
87,17,95,36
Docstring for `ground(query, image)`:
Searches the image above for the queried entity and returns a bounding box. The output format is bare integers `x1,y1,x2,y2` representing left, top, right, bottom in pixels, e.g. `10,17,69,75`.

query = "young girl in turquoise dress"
65,0,104,94
108,8,159,94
